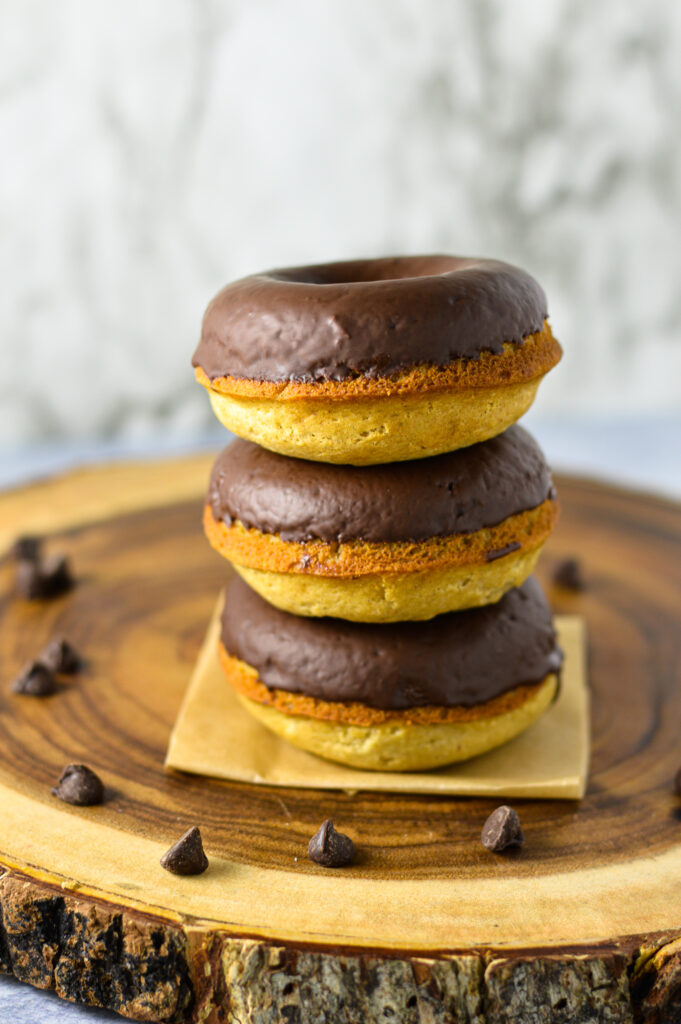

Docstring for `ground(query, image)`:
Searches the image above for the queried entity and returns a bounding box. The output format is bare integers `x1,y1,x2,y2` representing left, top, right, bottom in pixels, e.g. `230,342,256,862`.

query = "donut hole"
270,256,478,287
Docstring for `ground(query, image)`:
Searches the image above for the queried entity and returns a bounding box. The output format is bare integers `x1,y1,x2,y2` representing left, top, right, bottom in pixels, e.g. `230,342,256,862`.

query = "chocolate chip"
11,661,57,696
553,557,585,591
481,806,524,853
40,554,74,596
307,819,355,867
160,827,209,875
674,768,681,797
485,541,522,563
40,637,81,674
16,554,74,600
12,535,42,561
51,764,104,806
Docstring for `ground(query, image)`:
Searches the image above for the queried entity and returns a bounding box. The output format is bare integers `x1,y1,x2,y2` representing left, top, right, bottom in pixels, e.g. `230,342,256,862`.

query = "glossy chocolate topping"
193,256,548,383
221,577,563,710
208,426,553,544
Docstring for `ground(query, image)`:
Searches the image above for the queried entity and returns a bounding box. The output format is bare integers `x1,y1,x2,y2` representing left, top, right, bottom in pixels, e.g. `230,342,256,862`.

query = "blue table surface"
1,416,680,498
1,417,680,1022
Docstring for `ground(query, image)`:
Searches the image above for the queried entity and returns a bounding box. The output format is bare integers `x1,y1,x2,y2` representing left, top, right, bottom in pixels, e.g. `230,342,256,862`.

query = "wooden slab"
0,459,680,1023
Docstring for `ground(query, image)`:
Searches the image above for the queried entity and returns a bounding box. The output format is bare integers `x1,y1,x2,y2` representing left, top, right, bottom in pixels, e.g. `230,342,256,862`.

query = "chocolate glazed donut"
217,577,564,771
203,426,559,622
196,256,548,382
193,256,562,464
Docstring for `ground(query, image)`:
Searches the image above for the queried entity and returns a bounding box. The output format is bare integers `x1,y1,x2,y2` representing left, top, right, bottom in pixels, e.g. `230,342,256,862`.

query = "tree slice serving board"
0,459,680,1024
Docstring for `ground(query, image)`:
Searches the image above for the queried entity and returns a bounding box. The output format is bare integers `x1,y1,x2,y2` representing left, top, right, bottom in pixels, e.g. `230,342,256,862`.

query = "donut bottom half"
234,544,543,622
232,677,558,772
207,380,540,464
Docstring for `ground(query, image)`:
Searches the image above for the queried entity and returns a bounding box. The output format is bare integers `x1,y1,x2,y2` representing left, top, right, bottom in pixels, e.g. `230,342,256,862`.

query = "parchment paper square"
166,596,589,799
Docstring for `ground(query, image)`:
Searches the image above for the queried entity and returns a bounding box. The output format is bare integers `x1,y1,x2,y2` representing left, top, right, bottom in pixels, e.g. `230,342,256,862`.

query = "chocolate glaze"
221,577,563,710
208,426,554,544
193,256,548,383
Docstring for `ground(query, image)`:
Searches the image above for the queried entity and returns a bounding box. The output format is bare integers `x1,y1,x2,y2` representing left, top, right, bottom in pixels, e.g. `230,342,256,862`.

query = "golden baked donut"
193,256,561,464
233,679,558,772
205,426,558,622
219,577,563,771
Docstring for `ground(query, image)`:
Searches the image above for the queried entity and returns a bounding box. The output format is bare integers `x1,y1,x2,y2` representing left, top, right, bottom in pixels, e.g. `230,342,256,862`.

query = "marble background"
1,0,680,449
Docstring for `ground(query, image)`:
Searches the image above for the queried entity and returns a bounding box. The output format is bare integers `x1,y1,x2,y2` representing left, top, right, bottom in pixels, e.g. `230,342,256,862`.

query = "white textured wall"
1,0,680,447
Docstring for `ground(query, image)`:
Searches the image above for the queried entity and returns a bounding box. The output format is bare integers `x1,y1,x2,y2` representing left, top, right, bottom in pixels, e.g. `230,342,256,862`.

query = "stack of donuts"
192,256,564,771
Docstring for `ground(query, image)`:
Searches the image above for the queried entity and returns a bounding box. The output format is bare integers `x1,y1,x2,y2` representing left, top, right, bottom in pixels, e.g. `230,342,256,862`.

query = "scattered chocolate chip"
674,768,681,798
553,557,585,591
160,827,209,875
307,819,355,867
481,806,524,853
11,661,57,696
15,554,74,600
12,535,42,561
40,637,81,674
51,764,104,806
40,554,75,596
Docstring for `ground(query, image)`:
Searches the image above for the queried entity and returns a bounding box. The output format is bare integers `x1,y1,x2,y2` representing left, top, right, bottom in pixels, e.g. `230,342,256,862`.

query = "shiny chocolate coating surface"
221,577,563,710
193,256,548,383
208,426,554,544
